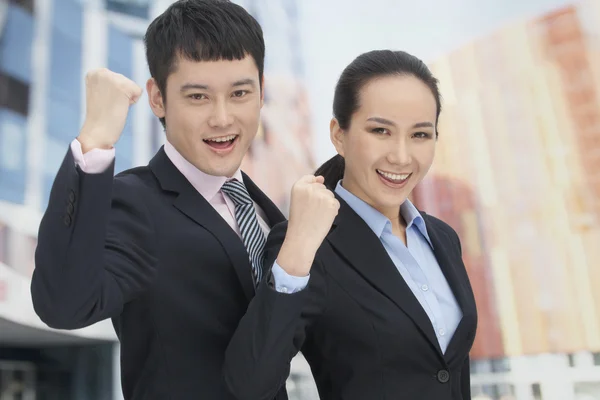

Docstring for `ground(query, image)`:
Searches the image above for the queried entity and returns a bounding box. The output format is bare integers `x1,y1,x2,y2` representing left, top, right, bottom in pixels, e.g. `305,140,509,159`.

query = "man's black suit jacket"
31,147,287,400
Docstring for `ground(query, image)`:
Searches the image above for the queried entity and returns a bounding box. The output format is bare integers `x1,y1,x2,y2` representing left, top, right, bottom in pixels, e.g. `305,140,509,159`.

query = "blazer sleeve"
446,222,474,400
461,356,471,400
30,147,158,329
223,221,327,400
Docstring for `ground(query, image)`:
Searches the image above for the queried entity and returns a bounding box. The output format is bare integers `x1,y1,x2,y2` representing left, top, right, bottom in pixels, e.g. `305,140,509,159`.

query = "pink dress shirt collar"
163,140,244,202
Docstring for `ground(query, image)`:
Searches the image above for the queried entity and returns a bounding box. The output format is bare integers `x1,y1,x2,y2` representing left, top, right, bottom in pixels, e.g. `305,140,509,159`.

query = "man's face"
148,55,263,177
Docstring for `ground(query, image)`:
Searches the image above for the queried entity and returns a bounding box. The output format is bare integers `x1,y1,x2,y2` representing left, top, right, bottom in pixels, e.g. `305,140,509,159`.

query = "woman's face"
331,74,437,218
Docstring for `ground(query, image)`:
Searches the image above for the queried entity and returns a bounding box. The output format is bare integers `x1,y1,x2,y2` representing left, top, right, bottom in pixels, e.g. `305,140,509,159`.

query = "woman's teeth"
377,170,411,182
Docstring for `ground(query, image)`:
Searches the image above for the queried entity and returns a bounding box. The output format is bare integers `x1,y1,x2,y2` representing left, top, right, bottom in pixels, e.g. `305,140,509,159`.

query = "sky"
296,0,572,164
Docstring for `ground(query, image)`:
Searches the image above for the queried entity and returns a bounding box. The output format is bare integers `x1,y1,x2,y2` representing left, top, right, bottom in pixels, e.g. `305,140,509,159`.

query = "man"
31,1,306,398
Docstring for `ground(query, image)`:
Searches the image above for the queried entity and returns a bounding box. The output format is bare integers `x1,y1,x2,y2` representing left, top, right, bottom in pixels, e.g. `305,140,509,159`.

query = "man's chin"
195,147,247,177
202,161,243,178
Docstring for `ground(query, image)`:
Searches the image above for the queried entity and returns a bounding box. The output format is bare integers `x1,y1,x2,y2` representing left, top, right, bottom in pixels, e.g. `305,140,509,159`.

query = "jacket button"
67,203,74,214
69,190,76,202
64,215,72,227
437,369,450,383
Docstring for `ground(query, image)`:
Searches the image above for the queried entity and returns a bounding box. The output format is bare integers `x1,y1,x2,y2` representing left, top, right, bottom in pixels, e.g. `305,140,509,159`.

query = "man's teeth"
377,170,410,181
206,135,237,143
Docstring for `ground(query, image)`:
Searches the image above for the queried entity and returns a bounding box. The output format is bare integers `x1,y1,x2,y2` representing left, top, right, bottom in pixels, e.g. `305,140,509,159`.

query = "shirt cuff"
70,139,115,174
271,261,310,294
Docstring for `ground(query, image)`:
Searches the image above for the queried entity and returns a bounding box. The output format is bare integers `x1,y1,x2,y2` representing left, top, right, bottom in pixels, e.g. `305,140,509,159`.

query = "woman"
224,50,477,400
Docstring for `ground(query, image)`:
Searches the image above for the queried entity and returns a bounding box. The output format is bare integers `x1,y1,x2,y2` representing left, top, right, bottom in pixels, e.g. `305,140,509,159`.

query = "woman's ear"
330,118,345,158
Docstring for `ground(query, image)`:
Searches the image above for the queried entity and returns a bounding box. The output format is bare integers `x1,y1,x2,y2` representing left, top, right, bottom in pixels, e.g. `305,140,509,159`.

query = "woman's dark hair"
315,50,442,190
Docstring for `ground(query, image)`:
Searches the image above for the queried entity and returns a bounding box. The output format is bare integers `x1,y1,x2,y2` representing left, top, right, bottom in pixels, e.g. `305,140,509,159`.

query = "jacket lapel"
148,148,255,301
423,215,470,315
242,172,286,277
422,213,477,361
327,198,444,357
242,172,286,228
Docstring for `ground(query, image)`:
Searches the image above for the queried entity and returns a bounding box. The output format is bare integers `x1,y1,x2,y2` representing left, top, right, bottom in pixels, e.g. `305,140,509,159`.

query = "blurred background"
1,0,600,399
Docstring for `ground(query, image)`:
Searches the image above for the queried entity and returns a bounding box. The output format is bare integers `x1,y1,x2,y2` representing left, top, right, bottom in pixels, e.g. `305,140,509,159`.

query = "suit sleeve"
461,356,471,399
447,223,473,400
30,147,158,329
223,221,327,400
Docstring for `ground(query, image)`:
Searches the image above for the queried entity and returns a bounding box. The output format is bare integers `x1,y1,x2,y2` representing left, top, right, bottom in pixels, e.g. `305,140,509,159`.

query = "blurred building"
0,0,136,398
236,0,318,396
237,0,316,212
413,1,600,399
0,0,315,398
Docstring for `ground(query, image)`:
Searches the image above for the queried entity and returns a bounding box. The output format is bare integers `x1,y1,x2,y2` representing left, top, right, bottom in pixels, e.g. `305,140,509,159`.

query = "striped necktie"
221,179,266,286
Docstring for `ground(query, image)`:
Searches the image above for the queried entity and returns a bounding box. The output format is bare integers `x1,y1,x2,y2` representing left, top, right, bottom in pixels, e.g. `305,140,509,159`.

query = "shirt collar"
164,140,243,202
334,180,433,247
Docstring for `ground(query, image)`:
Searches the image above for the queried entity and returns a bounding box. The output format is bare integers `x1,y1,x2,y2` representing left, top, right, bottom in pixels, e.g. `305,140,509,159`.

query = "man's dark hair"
144,0,265,127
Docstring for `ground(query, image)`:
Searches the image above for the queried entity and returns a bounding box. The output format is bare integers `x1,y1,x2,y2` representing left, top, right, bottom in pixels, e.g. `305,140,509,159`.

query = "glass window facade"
0,4,33,205
43,0,83,204
108,23,134,173
106,0,150,19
